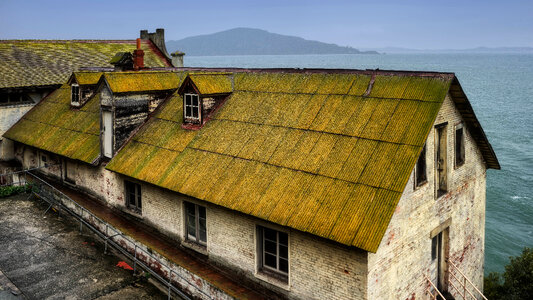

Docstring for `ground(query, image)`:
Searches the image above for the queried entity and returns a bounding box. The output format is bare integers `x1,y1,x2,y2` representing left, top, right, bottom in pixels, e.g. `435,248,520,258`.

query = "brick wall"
367,93,487,299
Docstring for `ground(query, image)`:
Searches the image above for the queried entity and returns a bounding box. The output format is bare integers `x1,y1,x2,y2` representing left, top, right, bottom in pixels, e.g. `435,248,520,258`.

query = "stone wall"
367,93,487,299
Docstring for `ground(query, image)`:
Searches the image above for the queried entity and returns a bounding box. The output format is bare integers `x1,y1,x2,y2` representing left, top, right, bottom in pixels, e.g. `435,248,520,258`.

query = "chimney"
139,28,171,62
133,38,144,70
171,51,185,68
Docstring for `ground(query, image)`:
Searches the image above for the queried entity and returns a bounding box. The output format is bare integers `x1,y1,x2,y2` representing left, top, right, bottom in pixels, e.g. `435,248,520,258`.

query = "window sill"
124,207,143,219
436,189,447,199
414,180,428,190
255,269,289,291
181,240,208,256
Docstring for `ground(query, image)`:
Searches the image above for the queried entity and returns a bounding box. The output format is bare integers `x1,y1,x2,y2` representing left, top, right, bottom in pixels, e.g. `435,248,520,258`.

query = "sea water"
185,53,533,274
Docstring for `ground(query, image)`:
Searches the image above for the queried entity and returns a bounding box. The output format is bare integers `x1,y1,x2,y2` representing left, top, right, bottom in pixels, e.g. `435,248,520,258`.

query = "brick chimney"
133,38,144,70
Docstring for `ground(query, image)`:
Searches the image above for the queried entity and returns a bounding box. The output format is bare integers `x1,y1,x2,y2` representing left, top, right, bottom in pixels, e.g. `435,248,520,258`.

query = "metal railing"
9,170,216,300
424,274,447,300
447,260,488,300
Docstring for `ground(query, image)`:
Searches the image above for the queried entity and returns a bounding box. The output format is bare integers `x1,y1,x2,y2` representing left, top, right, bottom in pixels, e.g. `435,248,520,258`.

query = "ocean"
185,53,533,275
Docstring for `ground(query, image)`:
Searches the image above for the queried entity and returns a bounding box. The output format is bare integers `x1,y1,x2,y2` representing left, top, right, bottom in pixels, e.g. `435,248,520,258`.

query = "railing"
447,260,488,300
424,275,447,300
7,170,215,300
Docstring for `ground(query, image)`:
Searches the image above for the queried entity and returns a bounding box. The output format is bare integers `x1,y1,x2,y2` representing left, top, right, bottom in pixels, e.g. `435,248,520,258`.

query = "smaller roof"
179,73,233,95
68,72,103,86
102,71,182,94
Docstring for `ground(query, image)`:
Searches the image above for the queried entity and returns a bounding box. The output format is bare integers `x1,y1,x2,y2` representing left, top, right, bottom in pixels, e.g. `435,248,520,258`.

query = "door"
431,228,449,293
103,110,113,158
436,124,447,197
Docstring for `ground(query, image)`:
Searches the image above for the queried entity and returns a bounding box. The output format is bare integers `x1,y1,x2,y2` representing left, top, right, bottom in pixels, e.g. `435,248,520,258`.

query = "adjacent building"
0,29,175,159
3,65,499,299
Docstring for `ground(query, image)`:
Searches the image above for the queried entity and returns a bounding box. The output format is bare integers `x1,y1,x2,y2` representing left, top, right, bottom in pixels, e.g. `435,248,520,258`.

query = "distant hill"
359,46,533,54
167,28,378,56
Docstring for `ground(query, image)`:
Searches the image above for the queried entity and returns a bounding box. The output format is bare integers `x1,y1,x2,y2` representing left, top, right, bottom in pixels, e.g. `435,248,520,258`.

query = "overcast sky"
1,0,531,49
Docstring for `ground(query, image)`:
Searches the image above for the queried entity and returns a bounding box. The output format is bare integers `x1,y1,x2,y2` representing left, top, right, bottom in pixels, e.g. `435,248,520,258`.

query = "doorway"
431,227,449,292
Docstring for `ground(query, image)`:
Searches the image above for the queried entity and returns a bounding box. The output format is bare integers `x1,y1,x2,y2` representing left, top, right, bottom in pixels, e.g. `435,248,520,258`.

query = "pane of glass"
185,95,191,105
199,226,207,243
264,228,277,241
136,184,141,208
264,253,277,268
279,258,288,273
186,106,192,117
187,224,196,238
279,245,288,259
186,202,195,215
192,107,198,118
279,232,288,246
192,95,198,106
199,206,206,218
265,240,277,255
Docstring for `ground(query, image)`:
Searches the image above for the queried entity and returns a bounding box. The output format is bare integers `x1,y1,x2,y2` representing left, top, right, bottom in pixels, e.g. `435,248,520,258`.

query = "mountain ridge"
166,28,378,56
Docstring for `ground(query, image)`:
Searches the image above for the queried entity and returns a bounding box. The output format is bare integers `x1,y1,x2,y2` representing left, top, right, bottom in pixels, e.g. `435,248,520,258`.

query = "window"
185,202,207,245
435,123,448,197
71,84,80,104
184,93,200,122
415,144,427,187
455,124,465,167
125,181,141,213
258,226,289,278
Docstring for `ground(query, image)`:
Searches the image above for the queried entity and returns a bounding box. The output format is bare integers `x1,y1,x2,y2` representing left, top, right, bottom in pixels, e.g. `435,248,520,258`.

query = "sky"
1,0,532,49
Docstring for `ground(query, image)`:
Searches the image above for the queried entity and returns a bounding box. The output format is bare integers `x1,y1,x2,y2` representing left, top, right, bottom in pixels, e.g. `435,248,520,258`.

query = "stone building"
3,66,499,299
0,29,175,160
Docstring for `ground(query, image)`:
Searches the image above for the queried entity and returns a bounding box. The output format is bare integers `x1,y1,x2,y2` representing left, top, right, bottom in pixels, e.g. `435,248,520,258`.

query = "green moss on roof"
0,40,170,89
187,73,233,95
104,71,183,93
73,72,103,85
106,71,455,253
4,84,101,163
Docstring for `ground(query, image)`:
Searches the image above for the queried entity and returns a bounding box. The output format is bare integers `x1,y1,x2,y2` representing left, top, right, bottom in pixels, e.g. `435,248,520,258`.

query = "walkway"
45,179,275,300
0,194,167,299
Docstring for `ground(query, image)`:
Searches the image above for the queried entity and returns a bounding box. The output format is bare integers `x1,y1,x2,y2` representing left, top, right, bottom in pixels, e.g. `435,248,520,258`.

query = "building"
0,29,177,160
3,65,499,299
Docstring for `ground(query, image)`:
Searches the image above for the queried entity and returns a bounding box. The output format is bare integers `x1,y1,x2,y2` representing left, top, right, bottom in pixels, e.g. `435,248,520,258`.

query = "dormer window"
71,83,80,106
184,93,201,123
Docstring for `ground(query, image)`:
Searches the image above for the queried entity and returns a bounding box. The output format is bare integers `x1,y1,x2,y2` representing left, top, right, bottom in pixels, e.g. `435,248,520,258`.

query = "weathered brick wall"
367,93,487,299
176,195,368,300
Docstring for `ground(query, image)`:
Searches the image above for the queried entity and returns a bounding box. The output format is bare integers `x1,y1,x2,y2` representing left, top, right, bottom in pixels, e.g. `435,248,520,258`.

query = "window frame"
125,180,142,214
414,143,428,188
71,83,80,105
455,123,465,168
183,93,201,123
257,225,289,281
184,201,207,246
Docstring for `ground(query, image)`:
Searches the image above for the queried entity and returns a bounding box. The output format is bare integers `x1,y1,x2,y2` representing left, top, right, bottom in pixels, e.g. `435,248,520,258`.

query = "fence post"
134,245,137,273
464,277,467,299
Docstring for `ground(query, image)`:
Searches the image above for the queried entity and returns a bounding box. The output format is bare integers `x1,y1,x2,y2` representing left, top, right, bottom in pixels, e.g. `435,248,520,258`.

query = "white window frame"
71,83,80,105
185,202,207,246
184,93,201,122
258,226,289,277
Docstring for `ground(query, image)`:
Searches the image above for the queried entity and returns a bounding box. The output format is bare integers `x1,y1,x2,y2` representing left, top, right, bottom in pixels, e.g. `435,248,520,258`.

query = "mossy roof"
0,40,171,89
69,71,103,85
102,71,182,94
107,70,459,252
4,84,101,163
4,70,187,164
183,73,233,95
